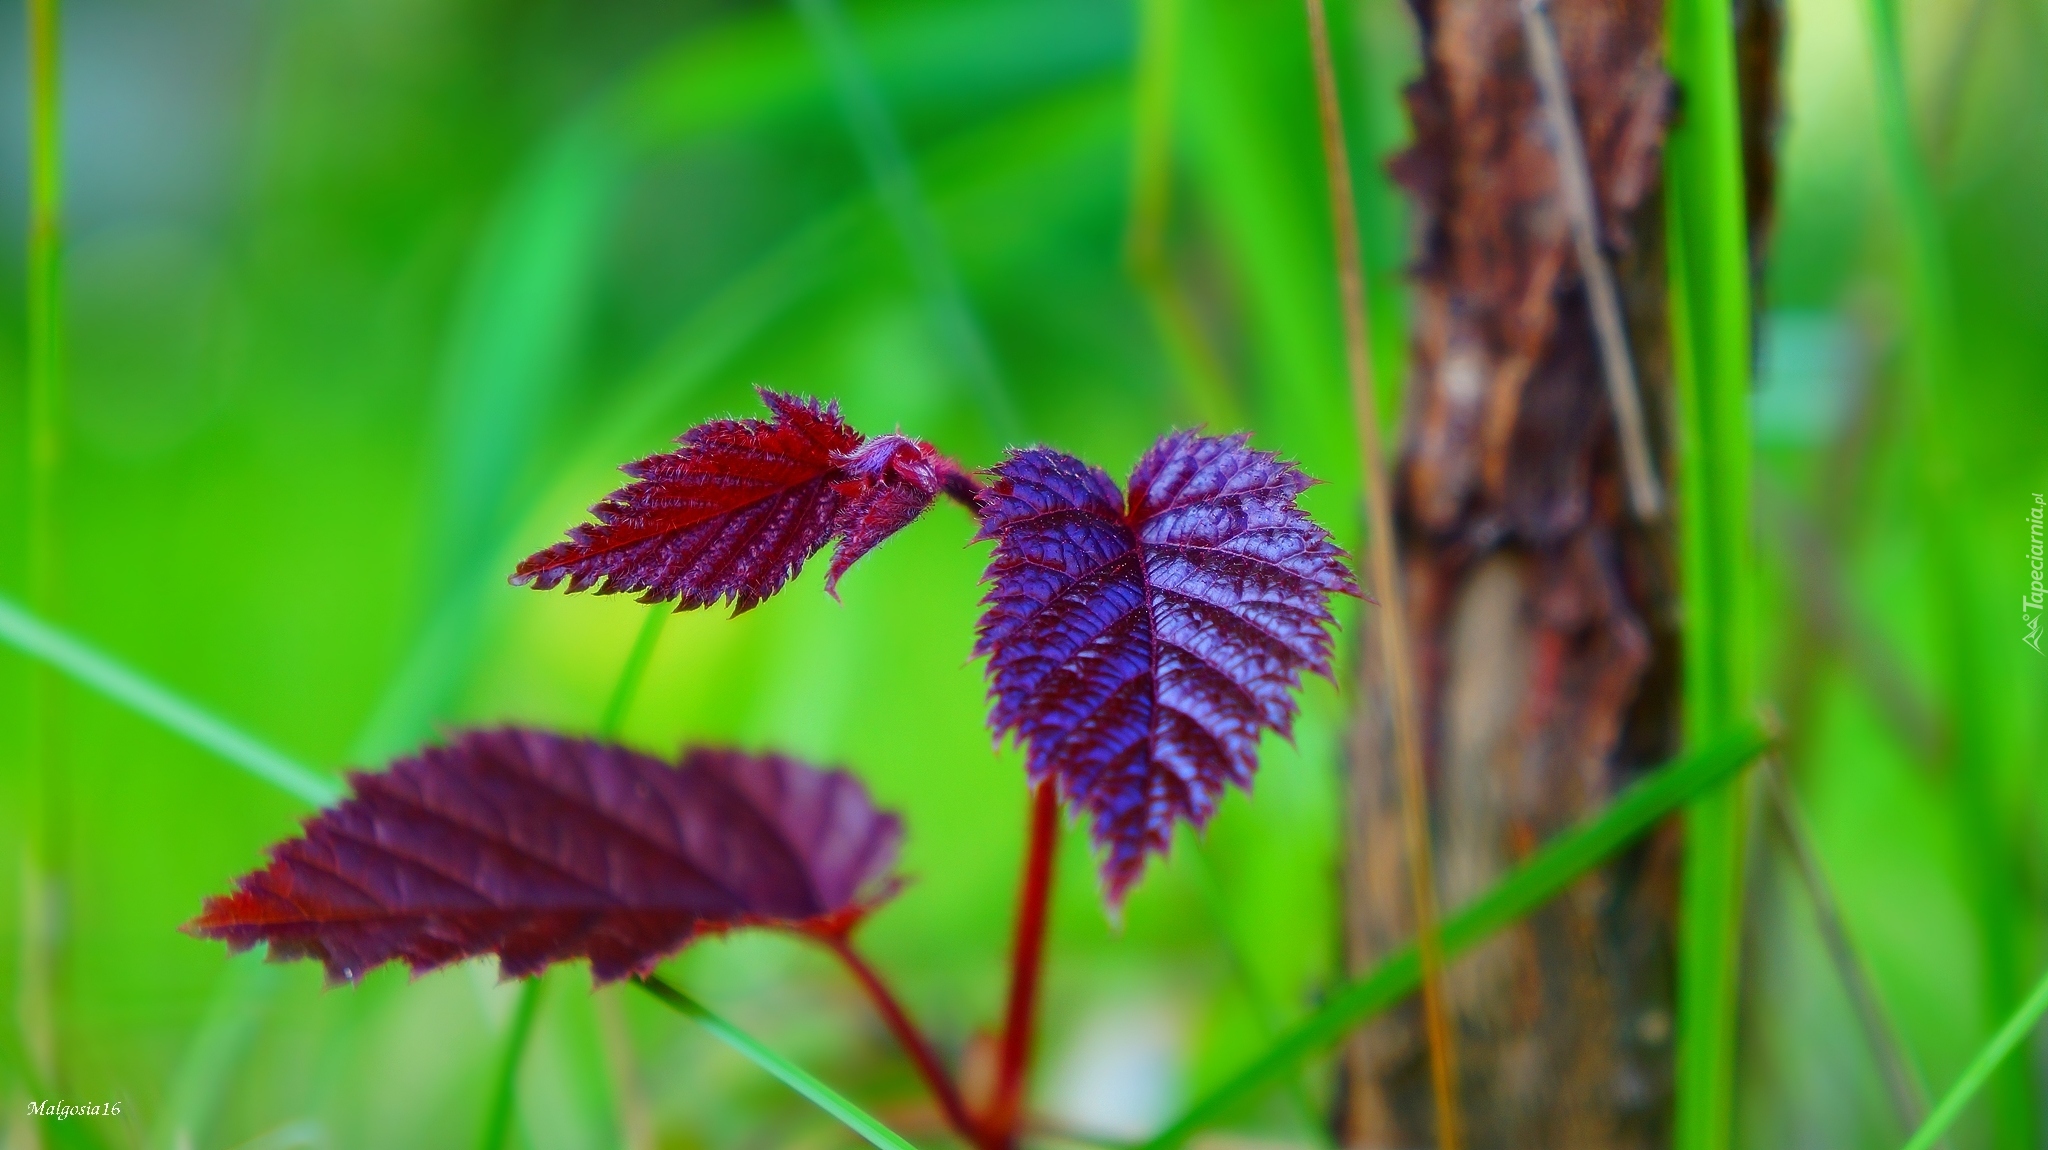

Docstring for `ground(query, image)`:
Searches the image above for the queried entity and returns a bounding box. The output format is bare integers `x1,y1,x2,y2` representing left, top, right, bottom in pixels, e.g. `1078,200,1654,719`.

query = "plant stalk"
825,936,987,1147
938,459,988,510
986,778,1061,1145
1300,0,1464,1146
1665,0,1758,1139
1760,488,1946,765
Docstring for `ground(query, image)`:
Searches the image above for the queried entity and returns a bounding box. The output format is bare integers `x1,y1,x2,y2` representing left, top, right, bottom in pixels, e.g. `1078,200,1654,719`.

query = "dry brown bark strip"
1337,0,1780,1145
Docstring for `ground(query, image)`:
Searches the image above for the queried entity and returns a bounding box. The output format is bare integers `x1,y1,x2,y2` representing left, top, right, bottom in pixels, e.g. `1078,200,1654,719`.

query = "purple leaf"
187,729,903,984
974,431,1358,905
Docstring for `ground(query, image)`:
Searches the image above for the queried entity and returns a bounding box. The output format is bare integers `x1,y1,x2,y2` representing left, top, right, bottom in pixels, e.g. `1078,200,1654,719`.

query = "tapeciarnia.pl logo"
25,1099,121,1120
2026,493,2045,654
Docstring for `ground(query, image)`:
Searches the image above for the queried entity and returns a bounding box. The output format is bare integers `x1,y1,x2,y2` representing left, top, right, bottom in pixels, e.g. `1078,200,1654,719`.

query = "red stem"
937,457,987,510
985,779,1061,1144
822,935,989,1147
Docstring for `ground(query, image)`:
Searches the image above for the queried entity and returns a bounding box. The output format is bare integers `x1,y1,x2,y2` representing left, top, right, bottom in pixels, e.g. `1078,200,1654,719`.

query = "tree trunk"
1337,0,1779,1145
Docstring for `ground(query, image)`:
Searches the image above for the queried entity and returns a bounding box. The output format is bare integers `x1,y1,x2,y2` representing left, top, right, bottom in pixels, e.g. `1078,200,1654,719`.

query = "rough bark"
1336,0,1780,1145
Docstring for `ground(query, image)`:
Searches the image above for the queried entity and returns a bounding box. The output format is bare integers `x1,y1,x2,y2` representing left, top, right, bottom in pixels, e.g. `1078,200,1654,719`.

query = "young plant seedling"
191,389,1358,1148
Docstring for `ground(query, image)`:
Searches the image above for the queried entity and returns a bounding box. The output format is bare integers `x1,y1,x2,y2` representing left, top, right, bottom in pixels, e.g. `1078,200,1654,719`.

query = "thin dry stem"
1123,0,1179,278
1925,0,1991,175
1135,273,1242,428
1123,0,1241,427
19,0,66,1093
1760,486,1947,764
1519,0,1664,519
1763,764,1940,1145
1301,1,1465,1146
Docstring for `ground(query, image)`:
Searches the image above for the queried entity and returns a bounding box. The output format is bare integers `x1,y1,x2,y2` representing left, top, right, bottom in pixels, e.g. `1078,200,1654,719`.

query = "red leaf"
514,390,960,611
974,432,1358,905
512,389,863,613
186,729,903,984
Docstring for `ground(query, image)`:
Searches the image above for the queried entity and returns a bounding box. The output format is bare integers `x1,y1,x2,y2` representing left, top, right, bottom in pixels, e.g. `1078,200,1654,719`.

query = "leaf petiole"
821,935,987,1146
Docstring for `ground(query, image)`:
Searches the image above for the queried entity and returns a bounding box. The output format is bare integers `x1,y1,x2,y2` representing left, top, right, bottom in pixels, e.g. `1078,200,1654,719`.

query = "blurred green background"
0,0,2041,1145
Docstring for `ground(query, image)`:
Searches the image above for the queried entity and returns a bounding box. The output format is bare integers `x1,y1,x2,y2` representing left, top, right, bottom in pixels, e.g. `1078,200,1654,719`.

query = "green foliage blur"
0,0,2040,1146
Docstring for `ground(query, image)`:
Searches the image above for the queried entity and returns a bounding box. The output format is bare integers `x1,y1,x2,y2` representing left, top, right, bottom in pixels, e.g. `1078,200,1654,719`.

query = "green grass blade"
1861,0,1955,386
428,116,622,581
1141,722,1772,1148
1664,0,1758,1142
599,609,670,736
476,608,670,1150
1901,966,2048,1150
476,975,548,1150
1675,784,1747,1150
1860,0,2034,1145
0,592,340,806
355,0,1078,764
637,976,921,1150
